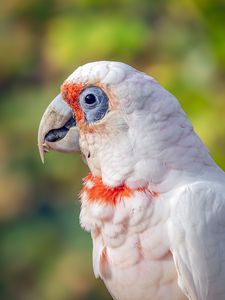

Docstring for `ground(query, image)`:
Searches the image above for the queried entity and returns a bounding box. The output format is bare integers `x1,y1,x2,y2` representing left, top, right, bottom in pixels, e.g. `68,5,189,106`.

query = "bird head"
38,61,210,191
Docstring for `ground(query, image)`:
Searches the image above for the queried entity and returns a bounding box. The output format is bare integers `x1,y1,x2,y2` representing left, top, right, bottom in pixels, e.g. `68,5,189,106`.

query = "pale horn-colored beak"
38,94,80,163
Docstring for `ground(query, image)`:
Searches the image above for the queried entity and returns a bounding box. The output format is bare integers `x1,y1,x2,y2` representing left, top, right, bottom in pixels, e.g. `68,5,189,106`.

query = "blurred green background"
0,0,225,299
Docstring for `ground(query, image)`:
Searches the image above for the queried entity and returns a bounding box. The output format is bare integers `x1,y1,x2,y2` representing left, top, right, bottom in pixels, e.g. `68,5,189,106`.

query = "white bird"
38,61,225,300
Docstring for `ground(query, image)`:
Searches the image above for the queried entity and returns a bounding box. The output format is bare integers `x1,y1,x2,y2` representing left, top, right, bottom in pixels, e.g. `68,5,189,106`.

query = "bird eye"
79,86,109,123
84,94,97,106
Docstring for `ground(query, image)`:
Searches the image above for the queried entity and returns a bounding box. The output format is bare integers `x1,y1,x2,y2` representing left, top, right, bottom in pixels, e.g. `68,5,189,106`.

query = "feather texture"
40,61,225,300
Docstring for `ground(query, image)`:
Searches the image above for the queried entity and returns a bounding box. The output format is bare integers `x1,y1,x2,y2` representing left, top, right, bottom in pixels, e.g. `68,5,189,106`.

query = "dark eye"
79,86,109,123
84,94,97,106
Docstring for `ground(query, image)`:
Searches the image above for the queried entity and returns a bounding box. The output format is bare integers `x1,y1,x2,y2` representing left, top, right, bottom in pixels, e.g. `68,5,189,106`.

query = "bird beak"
38,94,80,163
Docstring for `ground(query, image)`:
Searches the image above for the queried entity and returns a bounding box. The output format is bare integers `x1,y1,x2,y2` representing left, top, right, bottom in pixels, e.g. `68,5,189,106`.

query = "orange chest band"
81,173,158,205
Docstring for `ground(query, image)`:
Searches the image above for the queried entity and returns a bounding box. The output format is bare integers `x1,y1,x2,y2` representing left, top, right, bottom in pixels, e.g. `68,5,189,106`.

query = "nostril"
87,152,91,158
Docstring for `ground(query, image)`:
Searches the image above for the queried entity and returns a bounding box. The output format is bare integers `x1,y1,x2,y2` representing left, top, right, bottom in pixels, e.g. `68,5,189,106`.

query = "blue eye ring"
79,86,109,123
80,86,105,109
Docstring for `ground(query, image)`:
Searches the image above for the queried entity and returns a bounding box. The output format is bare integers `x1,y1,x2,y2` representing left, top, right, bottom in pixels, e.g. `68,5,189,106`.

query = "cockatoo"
38,61,225,300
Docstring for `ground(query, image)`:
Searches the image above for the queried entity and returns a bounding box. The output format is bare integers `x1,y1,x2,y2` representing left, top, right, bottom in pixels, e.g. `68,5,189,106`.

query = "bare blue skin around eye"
79,87,109,123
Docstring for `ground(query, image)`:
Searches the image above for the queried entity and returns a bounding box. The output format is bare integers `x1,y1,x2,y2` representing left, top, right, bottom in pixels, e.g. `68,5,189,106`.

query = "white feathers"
79,186,186,300
101,65,126,85
65,61,219,191
168,182,225,300
62,61,225,300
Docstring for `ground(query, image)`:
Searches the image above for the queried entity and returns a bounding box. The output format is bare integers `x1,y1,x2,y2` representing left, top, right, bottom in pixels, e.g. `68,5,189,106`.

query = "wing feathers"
169,182,225,300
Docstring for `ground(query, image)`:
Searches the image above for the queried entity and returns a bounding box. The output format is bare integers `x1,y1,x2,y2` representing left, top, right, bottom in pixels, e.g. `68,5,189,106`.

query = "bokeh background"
1,0,225,299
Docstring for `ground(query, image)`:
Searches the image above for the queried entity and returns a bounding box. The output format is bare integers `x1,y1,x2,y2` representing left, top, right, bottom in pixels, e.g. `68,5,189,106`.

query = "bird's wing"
169,181,225,300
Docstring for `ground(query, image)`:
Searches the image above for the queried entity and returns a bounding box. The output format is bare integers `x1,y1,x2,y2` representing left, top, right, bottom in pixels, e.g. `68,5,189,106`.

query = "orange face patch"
61,82,85,123
81,173,158,205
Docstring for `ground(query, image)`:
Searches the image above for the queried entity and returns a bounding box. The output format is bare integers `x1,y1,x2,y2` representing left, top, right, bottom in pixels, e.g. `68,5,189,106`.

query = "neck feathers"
81,173,158,205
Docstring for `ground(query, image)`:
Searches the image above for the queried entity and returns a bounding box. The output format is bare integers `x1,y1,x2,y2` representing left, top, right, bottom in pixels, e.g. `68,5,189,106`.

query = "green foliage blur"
0,0,225,299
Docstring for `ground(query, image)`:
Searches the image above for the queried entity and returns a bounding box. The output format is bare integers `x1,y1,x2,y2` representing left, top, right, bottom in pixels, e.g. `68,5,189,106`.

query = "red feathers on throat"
81,173,158,205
